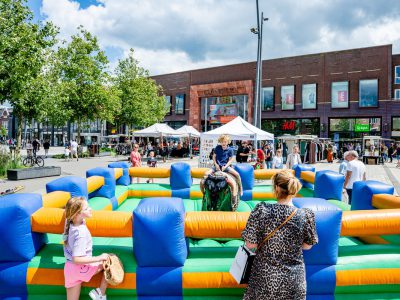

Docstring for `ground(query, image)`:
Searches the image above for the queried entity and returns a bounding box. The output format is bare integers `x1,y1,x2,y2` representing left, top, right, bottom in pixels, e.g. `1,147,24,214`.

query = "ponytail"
272,170,302,200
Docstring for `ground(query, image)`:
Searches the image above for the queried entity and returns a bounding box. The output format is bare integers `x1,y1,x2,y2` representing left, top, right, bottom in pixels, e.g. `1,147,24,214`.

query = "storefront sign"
199,87,246,97
281,121,296,131
355,124,370,132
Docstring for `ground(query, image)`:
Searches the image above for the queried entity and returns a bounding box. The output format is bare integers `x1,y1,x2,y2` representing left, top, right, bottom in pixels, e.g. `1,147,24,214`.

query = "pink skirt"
64,261,102,288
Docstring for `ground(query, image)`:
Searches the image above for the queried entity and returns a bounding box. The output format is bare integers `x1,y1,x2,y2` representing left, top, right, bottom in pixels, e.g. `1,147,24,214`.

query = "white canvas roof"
175,125,200,137
201,116,274,140
132,123,182,137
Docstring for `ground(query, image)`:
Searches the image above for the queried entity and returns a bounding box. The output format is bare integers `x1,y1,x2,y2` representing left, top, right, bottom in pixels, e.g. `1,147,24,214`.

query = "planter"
7,166,61,180
97,152,112,157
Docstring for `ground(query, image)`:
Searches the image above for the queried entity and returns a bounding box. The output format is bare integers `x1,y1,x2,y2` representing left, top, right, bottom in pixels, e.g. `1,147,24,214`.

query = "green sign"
355,124,370,132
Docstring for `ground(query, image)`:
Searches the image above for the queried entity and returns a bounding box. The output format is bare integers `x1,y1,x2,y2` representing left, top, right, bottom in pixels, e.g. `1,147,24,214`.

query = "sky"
27,0,400,76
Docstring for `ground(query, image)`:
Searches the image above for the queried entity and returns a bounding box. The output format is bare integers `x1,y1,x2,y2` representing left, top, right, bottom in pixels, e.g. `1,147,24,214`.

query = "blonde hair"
63,197,86,244
218,134,231,144
272,170,302,200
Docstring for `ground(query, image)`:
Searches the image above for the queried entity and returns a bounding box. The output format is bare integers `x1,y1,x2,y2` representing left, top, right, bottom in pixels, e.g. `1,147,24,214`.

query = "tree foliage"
0,0,58,154
57,26,120,142
114,49,169,132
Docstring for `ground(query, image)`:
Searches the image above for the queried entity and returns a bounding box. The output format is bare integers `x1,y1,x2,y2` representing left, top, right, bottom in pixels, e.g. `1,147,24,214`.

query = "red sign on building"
282,120,296,131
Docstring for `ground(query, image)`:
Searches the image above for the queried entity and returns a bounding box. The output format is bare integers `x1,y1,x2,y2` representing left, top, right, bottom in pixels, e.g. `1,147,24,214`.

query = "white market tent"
200,116,274,141
175,125,200,138
132,123,182,138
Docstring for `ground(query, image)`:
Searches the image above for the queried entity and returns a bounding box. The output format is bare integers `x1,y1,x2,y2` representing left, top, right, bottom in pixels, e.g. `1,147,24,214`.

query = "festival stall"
199,116,274,167
175,125,201,157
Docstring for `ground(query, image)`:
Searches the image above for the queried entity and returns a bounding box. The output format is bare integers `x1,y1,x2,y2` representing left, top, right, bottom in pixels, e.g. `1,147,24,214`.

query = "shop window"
281,85,295,110
331,81,349,108
393,117,400,131
359,79,378,107
262,87,274,111
164,95,172,115
395,89,400,100
302,83,317,109
175,94,185,115
395,66,400,84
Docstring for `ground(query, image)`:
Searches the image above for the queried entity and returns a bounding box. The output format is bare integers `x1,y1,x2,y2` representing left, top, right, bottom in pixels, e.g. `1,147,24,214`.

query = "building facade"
154,44,400,141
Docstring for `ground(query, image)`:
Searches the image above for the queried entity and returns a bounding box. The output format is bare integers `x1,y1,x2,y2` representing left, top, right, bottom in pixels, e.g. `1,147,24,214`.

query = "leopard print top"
242,202,318,300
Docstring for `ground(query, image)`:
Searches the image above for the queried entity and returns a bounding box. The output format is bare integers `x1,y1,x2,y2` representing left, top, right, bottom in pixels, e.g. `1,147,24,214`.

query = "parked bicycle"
23,155,44,167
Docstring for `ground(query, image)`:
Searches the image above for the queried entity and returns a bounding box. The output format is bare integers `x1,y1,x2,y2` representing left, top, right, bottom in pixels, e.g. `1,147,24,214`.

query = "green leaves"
114,49,169,129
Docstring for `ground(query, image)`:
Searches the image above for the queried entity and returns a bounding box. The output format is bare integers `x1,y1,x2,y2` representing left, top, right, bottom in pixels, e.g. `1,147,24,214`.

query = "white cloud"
40,0,400,75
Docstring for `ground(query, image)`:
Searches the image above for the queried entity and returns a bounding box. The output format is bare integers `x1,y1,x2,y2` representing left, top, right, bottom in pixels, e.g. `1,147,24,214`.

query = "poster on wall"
199,138,218,168
209,103,238,124
281,85,295,110
331,81,349,108
302,84,317,109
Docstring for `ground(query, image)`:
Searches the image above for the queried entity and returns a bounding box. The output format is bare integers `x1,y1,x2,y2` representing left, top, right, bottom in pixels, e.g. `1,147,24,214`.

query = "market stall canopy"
175,125,200,138
201,116,274,140
132,123,182,137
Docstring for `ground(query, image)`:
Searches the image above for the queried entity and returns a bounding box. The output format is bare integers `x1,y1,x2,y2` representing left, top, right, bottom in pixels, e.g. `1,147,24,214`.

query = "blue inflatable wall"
46,176,88,199
314,170,345,201
87,167,118,210
108,162,130,186
294,164,315,189
351,180,394,210
233,163,254,201
170,163,192,199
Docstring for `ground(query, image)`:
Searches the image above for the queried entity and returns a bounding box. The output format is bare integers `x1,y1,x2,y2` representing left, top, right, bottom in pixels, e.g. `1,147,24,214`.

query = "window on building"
392,117,400,131
281,85,295,110
302,83,317,109
395,66,400,84
331,81,349,108
262,87,274,111
395,89,400,100
175,94,185,115
164,95,172,115
359,79,378,107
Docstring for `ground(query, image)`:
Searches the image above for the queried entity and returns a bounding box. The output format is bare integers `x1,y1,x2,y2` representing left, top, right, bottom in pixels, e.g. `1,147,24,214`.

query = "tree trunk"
77,121,81,145
15,117,22,161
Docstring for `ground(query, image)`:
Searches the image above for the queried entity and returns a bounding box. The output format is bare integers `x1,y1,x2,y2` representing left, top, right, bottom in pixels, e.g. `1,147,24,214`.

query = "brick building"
153,44,400,141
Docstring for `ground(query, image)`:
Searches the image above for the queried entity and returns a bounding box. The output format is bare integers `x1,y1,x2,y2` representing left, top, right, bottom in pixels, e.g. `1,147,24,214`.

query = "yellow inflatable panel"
114,168,123,179
129,190,172,198
31,207,133,237
117,190,129,205
254,169,294,179
341,209,400,236
190,190,203,199
336,268,400,286
358,236,389,245
129,167,170,178
27,268,136,289
42,191,71,208
372,194,400,209
252,192,275,199
191,168,209,179
87,176,105,193
300,171,315,184
185,212,249,238
182,272,245,288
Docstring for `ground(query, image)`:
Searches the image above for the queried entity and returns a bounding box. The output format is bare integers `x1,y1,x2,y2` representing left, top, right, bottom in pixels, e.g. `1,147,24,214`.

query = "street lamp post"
251,0,268,129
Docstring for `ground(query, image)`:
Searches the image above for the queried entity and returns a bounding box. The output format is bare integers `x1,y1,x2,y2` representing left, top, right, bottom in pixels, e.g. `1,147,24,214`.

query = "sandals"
89,288,107,300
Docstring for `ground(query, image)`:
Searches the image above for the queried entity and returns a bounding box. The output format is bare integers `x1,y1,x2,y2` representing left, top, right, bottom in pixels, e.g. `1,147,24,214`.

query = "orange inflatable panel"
341,209,400,236
185,212,249,238
372,194,400,209
129,167,170,178
300,171,315,184
183,272,245,288
42,191,71,208
31,207,133,237
190,168,209,179
254,169,294,180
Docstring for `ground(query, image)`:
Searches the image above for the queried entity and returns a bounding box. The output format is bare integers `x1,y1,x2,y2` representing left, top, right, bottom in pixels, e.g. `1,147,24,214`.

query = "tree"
0,0,58,156
114,49,169,135
57,27,120,143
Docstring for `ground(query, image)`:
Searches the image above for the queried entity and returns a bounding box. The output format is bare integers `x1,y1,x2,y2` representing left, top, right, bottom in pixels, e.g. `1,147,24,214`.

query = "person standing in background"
43,140,50,158
286,145,302,169
343,151,366,204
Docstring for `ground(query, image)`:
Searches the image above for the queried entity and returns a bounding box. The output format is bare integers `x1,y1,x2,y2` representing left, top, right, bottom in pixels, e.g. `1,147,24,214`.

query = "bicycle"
23,155,44,167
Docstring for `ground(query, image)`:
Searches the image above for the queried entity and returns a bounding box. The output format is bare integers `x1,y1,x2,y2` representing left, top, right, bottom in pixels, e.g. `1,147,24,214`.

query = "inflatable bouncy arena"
1,162,400,299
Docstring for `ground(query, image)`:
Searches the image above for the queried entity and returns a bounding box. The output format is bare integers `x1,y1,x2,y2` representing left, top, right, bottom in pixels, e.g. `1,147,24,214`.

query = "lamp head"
250,27,259,34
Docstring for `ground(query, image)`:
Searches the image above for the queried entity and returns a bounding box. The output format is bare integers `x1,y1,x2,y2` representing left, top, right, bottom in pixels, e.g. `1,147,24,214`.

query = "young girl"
130,143,142,183
63,197,109,300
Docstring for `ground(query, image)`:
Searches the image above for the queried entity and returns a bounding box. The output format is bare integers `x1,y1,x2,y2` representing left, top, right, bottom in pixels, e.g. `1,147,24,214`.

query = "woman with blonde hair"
242,170,318,300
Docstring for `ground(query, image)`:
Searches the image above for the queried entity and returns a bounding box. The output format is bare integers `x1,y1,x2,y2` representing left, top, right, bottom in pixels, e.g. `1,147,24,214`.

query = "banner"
199,138,218,167
209,103,238,124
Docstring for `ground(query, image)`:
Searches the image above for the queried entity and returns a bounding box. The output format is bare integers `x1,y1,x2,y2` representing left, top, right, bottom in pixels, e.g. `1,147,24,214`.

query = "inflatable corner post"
351,180,394,210
294,164,315,189
233,163,254,200
46,176,88,199
87,167,118,210
0,193,44,299
293,197,342,298
314,170,345,201
108,162,131,186
134,197,187,298
170,163,192,199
